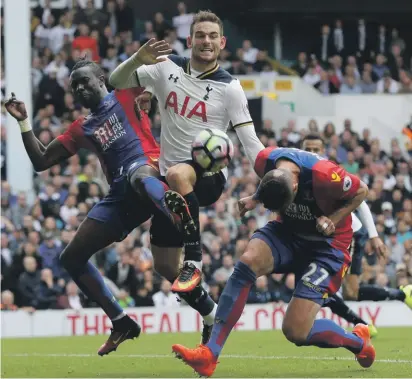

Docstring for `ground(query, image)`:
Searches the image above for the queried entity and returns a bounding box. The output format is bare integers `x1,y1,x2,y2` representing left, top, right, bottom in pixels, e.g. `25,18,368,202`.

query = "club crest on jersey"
93,113,126,151
203,85,213,100
165,91,207,122
343,176,352,191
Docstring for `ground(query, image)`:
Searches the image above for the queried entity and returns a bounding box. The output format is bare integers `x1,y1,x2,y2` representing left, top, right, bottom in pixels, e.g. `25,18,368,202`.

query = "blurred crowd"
1,1,412,312
292,21,412,94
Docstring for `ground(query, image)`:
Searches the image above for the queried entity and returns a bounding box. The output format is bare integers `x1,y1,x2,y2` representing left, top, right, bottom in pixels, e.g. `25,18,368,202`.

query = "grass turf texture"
2,327,412,378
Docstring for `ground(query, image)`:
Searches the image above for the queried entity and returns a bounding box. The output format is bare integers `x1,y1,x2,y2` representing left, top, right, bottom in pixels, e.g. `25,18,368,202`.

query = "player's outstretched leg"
172,238,269,377
358,284,412,309
128,164,184,230
151,244,217,344
60,218,141,356
165,163,204,293
327,294,377,337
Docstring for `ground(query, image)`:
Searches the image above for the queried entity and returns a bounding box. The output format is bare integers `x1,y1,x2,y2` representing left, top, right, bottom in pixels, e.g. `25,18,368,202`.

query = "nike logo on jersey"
331,171,341,182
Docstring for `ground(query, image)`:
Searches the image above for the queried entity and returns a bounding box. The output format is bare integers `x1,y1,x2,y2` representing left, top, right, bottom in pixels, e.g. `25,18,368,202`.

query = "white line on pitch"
4,353,412,364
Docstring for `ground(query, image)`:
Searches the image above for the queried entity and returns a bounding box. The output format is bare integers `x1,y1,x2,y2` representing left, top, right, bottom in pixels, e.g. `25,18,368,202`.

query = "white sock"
202,303,217,326
185,260,202,271
111,311,126,321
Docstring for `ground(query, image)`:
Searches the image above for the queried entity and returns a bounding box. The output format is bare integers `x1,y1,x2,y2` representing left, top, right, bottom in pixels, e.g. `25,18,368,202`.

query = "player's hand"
135,38,172,65
238,196,258,217
316,216,335,236
5,93,28,121
370,236,388,257
135,92,152,114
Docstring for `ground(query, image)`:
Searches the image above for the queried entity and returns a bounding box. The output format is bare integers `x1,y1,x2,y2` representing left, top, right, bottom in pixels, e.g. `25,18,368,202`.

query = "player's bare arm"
5,93,72,171
109,38,172,89
326,181,368,233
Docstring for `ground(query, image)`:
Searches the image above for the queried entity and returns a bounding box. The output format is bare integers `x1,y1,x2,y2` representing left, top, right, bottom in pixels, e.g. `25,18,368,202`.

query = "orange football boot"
172,344,218,377
171,262,202,292
352,323,376,368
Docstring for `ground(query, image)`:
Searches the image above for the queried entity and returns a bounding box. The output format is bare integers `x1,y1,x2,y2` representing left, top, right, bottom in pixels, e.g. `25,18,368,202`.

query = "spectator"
152,279,180,307
1,290,18,311
172,2,193,43
153,12,170,41
38,231,64,278
238,40,259,65
340,75,362,94
360,70,377,94
18,256,41,308
57,280,82,310
72,24,99,62
212,255,235,284
376,70,400,94
107,248,138,296
248,275,276,304
291,52,308,77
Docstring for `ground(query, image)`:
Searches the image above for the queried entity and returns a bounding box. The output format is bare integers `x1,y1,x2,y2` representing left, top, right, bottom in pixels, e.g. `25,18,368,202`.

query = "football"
191,129,234,172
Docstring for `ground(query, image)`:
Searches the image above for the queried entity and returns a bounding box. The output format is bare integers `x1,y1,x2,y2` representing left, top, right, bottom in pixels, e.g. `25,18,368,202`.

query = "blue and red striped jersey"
57,88,159,183
255,147,361,251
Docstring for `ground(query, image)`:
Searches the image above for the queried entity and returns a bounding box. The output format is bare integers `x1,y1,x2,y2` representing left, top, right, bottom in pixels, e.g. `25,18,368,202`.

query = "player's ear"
99,75,105,87
187,35,192,49
292,182,298,193
220,36,227,49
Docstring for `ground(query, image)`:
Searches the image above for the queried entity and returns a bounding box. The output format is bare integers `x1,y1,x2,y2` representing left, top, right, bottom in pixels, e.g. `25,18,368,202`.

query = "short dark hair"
301,132,325,146
190,10,224,36
71,57,105,77
256,169,294,212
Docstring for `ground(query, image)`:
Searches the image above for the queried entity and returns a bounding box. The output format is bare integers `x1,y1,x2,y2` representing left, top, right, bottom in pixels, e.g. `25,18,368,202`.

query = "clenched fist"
5,93,28,121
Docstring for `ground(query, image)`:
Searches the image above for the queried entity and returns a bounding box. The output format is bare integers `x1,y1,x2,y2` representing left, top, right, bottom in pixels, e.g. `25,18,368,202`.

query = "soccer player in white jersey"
301,133,412,333
110,11,264,293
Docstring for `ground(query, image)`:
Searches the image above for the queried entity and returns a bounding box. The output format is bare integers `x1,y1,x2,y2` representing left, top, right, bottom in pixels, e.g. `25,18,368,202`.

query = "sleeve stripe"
233,121,253,129
135,71,141,87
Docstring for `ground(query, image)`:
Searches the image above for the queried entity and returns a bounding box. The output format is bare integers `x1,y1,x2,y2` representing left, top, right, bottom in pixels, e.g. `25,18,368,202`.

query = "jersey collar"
187,61,220,80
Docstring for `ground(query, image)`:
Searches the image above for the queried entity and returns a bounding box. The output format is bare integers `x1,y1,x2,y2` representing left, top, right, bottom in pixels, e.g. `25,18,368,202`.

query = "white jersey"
136,55,258,175
351,212,362,233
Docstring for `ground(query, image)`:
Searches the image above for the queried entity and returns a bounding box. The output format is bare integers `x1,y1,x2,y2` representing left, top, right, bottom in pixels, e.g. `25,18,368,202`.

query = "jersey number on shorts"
302,263,329,285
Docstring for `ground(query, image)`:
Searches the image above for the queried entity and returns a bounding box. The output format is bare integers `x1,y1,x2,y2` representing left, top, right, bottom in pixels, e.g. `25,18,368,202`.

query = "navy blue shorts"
251,221,350,305
88,157,182,246
348,227,368,275
165,160,227,207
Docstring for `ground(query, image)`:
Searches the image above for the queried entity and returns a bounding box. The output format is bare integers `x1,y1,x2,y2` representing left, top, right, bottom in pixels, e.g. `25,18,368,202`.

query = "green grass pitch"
2,328,412,378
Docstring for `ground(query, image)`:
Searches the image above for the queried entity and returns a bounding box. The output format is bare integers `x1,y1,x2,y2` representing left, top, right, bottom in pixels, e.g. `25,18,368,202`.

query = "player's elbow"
358,182,369,201
32,161,49,173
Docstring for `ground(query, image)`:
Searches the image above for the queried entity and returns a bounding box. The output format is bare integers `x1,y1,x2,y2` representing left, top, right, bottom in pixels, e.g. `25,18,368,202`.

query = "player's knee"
281,321,309,346
166,164,195,190
239,249,273,278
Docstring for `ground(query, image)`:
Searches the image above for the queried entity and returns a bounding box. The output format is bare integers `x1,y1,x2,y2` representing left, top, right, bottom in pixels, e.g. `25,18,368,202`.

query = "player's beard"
192,46,219,66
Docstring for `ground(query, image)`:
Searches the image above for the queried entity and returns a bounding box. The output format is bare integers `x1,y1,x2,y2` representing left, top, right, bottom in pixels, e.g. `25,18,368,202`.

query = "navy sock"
179,284,216,317
182,192,201,262
207,261,256,357
328,294,368,325
358,284,406,301
140,177,173,220
69,261,123,319
303,319,364,354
